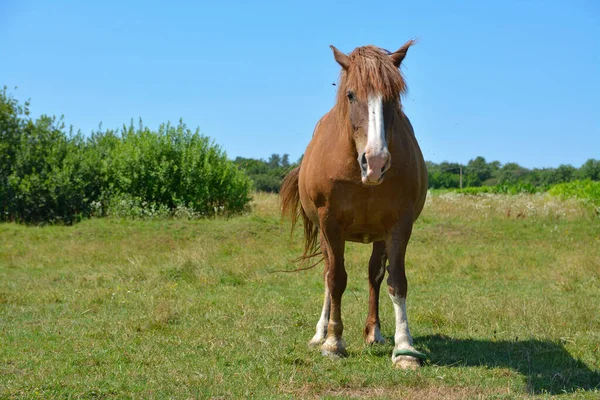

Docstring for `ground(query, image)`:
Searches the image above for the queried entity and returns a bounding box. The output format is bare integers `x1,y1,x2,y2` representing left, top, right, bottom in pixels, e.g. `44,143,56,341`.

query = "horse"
280,40,428,369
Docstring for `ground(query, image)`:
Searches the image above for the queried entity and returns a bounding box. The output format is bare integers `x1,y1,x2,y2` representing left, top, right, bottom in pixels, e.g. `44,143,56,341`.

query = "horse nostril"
360,153,367,170
381,166,386,173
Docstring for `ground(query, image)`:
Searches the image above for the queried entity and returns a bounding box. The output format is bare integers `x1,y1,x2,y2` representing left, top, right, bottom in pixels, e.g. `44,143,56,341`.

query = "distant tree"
489,160,501,172
236,153,599,193
268,153,281,168
554,164,576,183
498,162,529,184
579,159,600,181
467,156,492,183
281,153,290,168
439,161,462,175
234,153,298,193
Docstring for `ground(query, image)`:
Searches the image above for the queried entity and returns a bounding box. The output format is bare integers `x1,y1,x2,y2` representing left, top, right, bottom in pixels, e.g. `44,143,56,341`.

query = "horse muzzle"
359,150,391,185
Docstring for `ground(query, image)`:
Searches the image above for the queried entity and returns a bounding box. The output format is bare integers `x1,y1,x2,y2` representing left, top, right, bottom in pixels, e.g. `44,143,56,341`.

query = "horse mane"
335,45,409,130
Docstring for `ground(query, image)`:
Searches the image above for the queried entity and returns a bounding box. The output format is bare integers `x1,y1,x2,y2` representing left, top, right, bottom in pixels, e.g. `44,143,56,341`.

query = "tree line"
427,156,599,189
235,154,599,193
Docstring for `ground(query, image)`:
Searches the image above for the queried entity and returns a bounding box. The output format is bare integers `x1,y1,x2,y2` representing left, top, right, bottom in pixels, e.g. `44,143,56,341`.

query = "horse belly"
346,232,385,244
344,216,388,243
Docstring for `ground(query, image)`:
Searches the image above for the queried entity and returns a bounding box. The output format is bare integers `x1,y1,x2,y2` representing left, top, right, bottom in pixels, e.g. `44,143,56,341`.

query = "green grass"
1,192,599,399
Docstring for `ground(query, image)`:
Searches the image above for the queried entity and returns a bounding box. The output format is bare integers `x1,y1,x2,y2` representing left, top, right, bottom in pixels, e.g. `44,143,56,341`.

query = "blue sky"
1,0,598,168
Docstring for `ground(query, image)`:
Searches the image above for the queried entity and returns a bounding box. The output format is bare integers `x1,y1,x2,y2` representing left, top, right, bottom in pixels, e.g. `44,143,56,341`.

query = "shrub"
1,110,95,223
101,120,253,217
548,180,600,208
0,89,252,224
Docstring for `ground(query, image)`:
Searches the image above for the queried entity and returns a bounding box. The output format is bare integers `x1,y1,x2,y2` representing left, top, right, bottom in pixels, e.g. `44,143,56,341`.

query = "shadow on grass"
416,334,600,395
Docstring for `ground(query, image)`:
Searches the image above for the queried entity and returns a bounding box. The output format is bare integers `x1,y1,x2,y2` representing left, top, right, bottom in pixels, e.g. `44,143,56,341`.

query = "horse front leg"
386,212,425,369
364,240,386,345
319,210,347,358
308,235,330,347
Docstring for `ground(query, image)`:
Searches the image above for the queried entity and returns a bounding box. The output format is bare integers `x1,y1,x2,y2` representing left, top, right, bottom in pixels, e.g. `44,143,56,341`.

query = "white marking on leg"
388,293,421,368
309,286,330,346
366,323,385,344
388,293,415,351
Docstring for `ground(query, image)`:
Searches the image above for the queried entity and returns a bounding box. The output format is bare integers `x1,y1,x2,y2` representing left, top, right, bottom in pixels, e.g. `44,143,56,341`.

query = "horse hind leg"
318,212,347,358
364,241,386,345
308,237,330,347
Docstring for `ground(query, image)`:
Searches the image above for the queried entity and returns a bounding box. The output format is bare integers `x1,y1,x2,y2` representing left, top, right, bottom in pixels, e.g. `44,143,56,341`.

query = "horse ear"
330,45,350,70
390,39,416,68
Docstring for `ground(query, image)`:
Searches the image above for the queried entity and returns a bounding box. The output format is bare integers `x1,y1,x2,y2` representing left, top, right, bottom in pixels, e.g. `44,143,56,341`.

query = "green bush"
0,88,252,224
101,120,252,217
548,180,600,208
0,89,96,223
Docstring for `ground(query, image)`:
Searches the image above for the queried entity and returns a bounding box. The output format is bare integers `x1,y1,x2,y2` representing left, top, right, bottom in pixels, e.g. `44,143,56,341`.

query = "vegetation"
443,180,600,217
3,88,598,224
427,156,600,189
234,154,298,193
0,88,252,224
234,155,600,196
2,87,599,397
1,193,598,398
549,180,600,208
236,155,599,196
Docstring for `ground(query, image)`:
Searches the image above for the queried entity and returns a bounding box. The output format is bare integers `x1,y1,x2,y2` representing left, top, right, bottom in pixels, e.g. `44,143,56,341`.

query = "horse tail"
280,165,320,261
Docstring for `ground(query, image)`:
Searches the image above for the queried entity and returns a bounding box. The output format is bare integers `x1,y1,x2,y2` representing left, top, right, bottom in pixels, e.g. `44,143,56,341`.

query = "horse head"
330,40,415,185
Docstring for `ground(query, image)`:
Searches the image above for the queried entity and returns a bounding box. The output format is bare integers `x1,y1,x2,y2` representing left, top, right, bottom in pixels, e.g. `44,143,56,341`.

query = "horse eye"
346,91,355,102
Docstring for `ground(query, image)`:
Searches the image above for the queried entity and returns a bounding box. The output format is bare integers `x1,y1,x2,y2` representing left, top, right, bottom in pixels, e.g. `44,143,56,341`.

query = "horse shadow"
413,334,600,395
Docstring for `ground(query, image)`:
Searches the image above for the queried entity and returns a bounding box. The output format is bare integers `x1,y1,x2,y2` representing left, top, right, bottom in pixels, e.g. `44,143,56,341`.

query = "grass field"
1,192,599,399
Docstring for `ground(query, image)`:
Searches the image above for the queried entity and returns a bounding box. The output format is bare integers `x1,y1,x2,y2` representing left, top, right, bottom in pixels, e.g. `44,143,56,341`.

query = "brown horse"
281,41,428,369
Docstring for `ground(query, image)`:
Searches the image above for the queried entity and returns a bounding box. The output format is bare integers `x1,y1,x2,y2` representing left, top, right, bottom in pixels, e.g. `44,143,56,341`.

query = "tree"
467,156,492,183
555,164,576,183
498,162,529,184
234,154,298,193
268,153,281,168
439,161,461,175
579,159,600,181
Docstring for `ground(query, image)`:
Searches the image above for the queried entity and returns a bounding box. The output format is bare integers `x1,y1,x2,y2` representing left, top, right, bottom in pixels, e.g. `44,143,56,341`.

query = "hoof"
392,348,426,369
393,355,422,369
364,326,386,345
308,335,325,348
321,337,347,359
365,336,386,346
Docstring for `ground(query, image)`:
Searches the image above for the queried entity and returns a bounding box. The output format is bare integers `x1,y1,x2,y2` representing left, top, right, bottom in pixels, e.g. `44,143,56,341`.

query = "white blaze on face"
362,93,390,183
366,93,387,158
